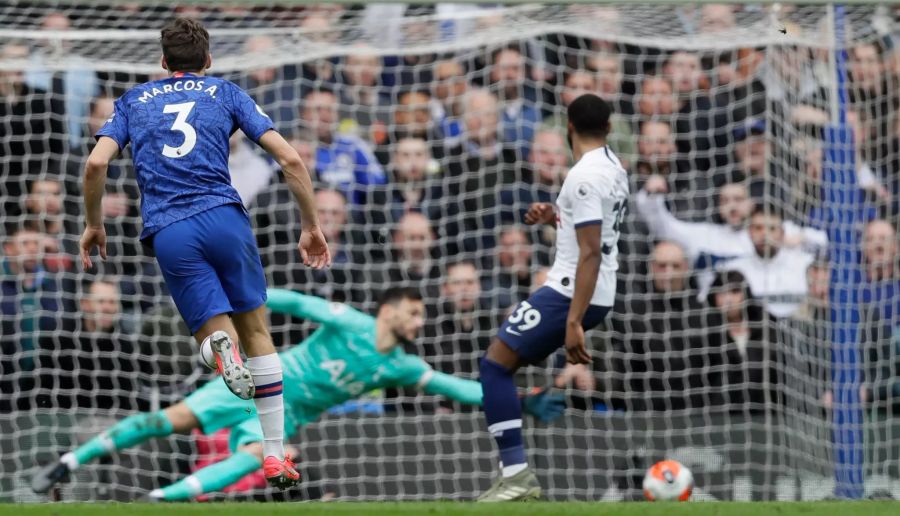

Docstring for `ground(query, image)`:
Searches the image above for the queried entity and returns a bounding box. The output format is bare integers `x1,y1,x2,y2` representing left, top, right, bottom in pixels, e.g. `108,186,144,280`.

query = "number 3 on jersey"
507,301,541,334
162,101,196,158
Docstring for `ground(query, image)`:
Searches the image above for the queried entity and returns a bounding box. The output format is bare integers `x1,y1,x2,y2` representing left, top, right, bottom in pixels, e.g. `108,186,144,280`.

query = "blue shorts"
498,286,611,363
152,203,267,334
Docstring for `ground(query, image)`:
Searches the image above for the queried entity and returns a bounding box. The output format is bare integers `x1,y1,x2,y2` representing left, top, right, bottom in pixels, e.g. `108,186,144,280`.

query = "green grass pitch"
2,502,899,516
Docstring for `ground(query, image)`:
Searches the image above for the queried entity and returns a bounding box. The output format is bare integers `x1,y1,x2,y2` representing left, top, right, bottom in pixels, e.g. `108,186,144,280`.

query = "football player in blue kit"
79,17,330,488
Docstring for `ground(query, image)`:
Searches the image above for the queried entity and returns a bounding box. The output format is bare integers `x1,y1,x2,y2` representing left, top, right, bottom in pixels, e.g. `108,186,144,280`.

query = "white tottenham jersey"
546,146,629,307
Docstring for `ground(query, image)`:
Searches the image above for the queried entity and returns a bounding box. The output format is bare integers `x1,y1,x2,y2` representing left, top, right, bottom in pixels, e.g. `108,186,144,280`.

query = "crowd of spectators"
1,4,899,427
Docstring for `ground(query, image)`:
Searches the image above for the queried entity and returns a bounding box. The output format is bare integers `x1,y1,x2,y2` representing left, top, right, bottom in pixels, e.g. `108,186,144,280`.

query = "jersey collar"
171,72,197,78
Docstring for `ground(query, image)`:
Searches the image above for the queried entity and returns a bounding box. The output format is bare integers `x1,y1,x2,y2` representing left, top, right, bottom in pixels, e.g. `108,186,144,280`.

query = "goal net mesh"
1,1,898,502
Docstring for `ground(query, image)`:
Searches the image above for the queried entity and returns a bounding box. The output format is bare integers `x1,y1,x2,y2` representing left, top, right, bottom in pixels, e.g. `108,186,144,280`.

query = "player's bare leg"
476,338,542,502
31,403,199,495
196,315,255,400
232,306,299,489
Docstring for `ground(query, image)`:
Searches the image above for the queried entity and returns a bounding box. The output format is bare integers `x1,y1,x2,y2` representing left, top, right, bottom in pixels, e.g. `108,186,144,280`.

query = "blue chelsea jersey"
96,73,274,239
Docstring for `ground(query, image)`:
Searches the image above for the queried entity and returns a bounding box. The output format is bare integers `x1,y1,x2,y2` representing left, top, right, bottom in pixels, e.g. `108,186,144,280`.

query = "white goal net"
1,1,899,502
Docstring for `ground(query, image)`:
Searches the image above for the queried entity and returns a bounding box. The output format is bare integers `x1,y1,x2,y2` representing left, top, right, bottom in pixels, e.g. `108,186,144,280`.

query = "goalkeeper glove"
520,387,566,423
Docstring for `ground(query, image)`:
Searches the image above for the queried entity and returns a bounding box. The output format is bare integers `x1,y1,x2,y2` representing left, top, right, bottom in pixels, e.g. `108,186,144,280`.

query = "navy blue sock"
480,357,527,475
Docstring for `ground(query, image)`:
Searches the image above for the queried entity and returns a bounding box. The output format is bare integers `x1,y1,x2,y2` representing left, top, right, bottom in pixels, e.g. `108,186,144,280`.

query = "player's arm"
414,368,566,423
258,130,331,268
418,370,483,405
565,222,602,364
565,178,607,364
265,288,373,334
79,136,120,269
635,183,703,251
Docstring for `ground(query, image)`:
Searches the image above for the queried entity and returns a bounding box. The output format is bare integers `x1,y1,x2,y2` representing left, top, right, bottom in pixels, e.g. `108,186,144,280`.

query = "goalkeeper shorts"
152,203,267,333
184,375,305,452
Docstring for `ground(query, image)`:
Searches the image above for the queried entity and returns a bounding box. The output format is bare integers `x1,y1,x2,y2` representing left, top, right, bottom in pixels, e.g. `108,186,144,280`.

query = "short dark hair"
490,44,524,64
707,269,752,305
567,94,611,139
398,88,431,104
751,203,784,221
377,287,423,310
303,85,337,99
160,17,210,73
81,275,118,294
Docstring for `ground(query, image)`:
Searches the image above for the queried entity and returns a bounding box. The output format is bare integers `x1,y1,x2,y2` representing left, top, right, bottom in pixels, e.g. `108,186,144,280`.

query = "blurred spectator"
637,173,828,284
706,269,783,411
356,136,447,233
545,69,634,167
301,88,386,202
336,46,391,138
849,42,888,105
845,109,893,204
633,120,708,220
609,241,718,411
431,59,468,149
635,75,677,119
861,219,900,327
234,35,297,133
22,178,78,272
136,302,198,405
384,212,441,299
25,12,99,148
315,189,353,267
1,226,68,410
700,3,736,33
297,15,337,93
377,89,446,164
488,226,533,308
732,119,767,179
258,186,369,308
447,88,519,253
1,42,66,218
589,52,632,116
488,46,543,159
720,205,816,318
554,362,596,408
424,261,499,380
728,117,791,205
37,277,138,410
300,188,370,304
228,132,276,207
86,94,115,143
449,88,506,164
791,258,830,324
662,50,718,171
500,128,567,237
252,132,317,258
79,98,144,281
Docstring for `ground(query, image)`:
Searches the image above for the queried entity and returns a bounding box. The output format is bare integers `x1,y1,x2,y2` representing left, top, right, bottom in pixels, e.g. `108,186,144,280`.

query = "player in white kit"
476,94,629,502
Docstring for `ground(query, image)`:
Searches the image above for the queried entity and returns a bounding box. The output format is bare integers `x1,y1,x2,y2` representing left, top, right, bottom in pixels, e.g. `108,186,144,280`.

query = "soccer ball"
199,336,217,370
642,460,693,501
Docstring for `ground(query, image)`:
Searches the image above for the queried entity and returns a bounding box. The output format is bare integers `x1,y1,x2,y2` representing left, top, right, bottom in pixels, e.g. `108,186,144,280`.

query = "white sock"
247,354,285,460
502,463,528,478
60,452,79,471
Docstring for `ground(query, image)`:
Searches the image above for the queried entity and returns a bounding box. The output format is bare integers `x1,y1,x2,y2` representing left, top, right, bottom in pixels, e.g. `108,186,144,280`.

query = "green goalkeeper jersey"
266,289,481,416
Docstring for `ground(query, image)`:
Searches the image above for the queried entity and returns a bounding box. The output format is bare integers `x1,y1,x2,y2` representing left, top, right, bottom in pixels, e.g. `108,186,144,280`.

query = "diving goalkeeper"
32,287,565,501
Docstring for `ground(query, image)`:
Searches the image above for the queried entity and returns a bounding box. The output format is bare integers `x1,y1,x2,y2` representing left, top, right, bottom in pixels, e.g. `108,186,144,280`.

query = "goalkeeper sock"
247,353,286,460
150,450,262,501
480,357,527,478
64,411,173,470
